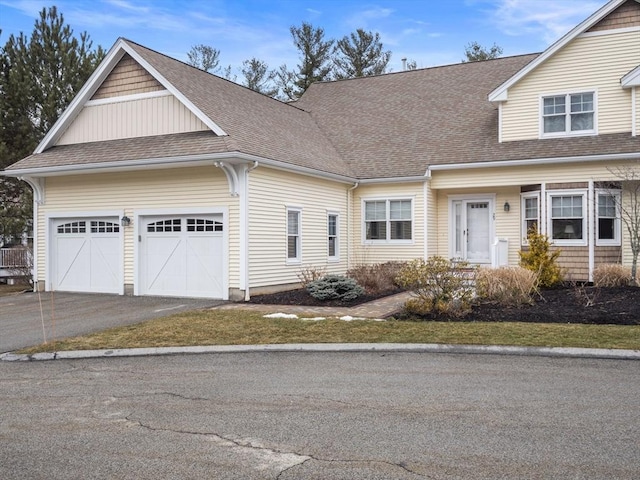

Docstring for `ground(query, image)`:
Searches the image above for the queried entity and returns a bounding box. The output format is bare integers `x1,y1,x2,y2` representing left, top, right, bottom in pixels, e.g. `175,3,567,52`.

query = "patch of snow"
263,313,298,319
301,317,327,321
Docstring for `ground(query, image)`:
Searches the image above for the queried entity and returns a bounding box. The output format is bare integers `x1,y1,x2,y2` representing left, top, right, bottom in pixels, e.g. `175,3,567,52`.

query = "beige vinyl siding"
426,182,438,257
435,187,521,266
248,167,349,289
37,167,239,289
92,54,163,100
430,160,640,190
57,94,209,145
501,30,640,141
351,183,425,264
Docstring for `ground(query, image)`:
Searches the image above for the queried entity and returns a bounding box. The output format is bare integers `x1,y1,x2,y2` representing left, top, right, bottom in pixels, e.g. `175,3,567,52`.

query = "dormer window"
541,92,596,137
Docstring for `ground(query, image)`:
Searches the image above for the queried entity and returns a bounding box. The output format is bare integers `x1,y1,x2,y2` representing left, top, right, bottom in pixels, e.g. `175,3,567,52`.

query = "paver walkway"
216,291,413,318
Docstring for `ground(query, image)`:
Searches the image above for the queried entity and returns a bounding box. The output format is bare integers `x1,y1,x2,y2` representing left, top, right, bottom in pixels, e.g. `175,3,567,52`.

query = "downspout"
424,169,432,260
347,182,359,270
243,161,259,301
632,86,637,137
588,180,595,283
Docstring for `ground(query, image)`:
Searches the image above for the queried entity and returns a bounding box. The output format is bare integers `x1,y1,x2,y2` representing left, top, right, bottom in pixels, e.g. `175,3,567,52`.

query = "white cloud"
488,0,609,44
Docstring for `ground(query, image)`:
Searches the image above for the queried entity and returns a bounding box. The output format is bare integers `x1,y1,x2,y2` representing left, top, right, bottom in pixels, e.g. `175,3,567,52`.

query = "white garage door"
140,215,224,298
52,218,121,294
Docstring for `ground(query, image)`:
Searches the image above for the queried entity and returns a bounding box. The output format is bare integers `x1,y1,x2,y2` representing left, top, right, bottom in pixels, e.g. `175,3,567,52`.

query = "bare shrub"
593,264,632,288
346,262,404,294
297,266,326,288
571,281,599,307
476,267,537,307
396,257,476,318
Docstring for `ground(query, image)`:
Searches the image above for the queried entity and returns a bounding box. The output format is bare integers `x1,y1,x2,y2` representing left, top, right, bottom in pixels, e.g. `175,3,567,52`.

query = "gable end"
91,53,164,100
588,0,640,32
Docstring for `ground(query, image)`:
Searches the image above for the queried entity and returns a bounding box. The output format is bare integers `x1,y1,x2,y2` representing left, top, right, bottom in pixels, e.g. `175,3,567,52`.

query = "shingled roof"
5,38,639,180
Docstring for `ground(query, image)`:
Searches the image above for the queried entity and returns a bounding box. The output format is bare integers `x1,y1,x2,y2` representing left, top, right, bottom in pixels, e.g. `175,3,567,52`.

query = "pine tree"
276,22,334,100
240,58,277,97
0,7,104,244
333,29,390,79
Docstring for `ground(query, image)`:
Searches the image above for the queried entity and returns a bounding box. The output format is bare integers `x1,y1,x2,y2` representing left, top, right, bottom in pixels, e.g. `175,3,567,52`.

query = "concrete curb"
1,343,639,362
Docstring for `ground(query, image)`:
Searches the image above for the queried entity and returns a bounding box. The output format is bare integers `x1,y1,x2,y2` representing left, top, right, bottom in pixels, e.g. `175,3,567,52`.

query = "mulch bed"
249,288,404,308
249,285,640,325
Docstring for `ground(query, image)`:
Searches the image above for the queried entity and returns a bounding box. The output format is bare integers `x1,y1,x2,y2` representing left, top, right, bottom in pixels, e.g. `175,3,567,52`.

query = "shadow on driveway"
0,291,223,353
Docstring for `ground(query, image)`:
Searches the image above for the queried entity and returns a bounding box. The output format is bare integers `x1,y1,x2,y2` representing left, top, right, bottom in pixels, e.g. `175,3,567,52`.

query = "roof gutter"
358,175,428,184
427,152,640,173
1,151,358,184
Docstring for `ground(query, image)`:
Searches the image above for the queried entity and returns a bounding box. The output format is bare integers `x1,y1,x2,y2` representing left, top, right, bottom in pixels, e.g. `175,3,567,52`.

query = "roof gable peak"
489,0,637,102
35,38,226,154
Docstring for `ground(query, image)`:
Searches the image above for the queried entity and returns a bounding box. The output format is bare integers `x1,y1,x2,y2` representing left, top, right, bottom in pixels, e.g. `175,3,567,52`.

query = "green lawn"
18,308,640,354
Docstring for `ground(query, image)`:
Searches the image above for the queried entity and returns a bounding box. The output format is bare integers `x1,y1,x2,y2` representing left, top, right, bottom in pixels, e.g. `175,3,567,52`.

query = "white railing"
0,248,31,269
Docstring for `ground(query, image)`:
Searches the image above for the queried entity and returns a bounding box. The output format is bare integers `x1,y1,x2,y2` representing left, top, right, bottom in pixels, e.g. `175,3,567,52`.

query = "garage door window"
91,220,120,233
57,221,86,234
147,219,181,232
187,218,223,232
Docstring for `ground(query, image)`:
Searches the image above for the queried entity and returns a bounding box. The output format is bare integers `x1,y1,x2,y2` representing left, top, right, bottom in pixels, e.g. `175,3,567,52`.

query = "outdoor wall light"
503,201,510,212
121,216,131,227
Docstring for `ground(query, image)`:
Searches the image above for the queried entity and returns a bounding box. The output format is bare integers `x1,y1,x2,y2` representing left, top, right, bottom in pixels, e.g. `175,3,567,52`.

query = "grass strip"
17,309,640,354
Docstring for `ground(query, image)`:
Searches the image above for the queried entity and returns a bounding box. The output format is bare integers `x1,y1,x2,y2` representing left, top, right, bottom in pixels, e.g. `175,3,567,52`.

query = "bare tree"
241,57,277,97
603,165,640,284
187,44,220,72
463,41,503,62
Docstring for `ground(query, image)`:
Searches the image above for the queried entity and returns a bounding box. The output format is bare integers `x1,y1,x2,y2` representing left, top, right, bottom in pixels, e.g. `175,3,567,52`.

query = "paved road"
0,292,222,352
1,352,638,479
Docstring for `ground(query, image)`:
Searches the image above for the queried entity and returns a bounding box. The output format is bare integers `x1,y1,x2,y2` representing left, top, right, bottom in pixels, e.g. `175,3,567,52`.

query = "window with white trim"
287,208,301,262
327,213,339,260
364,199,412,242
521,192,539,244
596,191,621,245
542,92,595,136
549,193,586,244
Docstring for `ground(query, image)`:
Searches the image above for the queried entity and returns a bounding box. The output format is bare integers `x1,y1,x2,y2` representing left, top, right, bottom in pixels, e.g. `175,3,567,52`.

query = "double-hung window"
549,193,586,245
542,92,595,136
327,213,339,260
364,199,412,242
287,208,301,262
596,191,620,245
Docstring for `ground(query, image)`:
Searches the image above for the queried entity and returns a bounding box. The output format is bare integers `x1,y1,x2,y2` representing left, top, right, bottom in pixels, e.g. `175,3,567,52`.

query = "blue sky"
1,0,609,73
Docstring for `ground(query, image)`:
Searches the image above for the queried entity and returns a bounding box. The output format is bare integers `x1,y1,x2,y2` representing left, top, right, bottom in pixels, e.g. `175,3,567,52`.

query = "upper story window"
542,92,595,137
364,199,412,243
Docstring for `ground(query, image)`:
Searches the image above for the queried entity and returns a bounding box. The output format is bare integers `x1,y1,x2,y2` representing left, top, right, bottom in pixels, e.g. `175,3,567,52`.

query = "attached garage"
138,214,225,299
50,217,122,294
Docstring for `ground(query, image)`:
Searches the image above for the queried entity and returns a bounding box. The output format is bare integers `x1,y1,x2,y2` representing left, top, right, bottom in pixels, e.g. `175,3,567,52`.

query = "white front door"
139,215,224,298
51,218,121,293
451,199,492,264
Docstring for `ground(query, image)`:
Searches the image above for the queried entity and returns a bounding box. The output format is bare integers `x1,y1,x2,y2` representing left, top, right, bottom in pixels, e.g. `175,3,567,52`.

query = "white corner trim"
488,0,628,102
580,25,640,38
84,89,172,107
633,87,637,137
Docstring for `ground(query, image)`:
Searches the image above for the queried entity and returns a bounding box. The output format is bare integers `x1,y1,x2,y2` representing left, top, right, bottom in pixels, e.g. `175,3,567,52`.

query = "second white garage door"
139,215,224,299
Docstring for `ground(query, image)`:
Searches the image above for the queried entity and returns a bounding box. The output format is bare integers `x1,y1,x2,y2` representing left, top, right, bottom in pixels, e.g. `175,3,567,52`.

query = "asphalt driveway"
0,291,223,352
